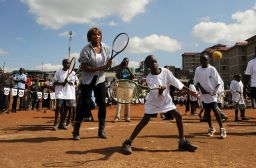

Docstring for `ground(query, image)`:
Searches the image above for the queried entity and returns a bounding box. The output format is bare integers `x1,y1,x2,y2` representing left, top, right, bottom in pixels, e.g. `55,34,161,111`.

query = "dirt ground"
0,104,255,168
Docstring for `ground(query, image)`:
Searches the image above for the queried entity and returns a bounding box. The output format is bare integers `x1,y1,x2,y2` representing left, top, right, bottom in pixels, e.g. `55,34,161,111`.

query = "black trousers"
0,90,3,112
190,100,197,114
75,76,106,122
12,89,25,112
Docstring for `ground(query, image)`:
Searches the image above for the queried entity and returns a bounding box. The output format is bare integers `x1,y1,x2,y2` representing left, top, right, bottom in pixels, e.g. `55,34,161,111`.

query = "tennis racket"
64,57,76,82
230,90,243,106
110,33,129,60
222,90,242,108
109,79,160,104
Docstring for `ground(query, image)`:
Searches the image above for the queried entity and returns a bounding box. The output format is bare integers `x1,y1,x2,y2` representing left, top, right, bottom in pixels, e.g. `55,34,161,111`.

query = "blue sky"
0,0,256,72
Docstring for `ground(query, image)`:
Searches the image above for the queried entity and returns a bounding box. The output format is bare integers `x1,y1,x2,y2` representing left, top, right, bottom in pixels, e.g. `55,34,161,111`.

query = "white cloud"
0,48,9,56
127,34,182,54
128,60,140,68
59,31,76,38
192,5,256,44
107,20,117,26
34,53,80,71
34,63,62,71
21,0,150,29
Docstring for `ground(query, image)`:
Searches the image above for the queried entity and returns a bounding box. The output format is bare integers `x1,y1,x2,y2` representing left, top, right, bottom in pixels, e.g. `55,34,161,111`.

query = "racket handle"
149,87,161,90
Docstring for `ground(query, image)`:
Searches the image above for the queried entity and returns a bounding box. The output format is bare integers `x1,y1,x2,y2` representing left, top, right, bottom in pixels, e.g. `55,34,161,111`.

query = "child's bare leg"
170,109,184,139
212,104,223,128
128,114,151,142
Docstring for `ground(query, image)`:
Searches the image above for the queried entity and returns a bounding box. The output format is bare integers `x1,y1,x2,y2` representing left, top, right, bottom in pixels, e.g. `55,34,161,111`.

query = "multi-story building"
245,35,256,61
181,35,256,88
203,44,230,86
182,52,201,78
226,42,247,84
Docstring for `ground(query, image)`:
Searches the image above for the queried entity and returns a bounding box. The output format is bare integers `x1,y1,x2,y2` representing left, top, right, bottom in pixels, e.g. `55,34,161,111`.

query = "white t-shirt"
189,84,197,101
53,69,79,100
144,68,184,114
216,83,224,104
229,80,245,104
245,58,256,87
193,65,223,103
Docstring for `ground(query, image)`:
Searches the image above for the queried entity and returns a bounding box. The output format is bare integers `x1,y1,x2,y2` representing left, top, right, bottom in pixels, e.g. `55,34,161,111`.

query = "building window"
222,66,226,71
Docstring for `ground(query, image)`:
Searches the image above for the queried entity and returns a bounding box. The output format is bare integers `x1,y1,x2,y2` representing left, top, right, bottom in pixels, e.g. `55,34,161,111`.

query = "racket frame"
109,79,139,104
109,79,161,104
110,33,129,60
64,57,76,82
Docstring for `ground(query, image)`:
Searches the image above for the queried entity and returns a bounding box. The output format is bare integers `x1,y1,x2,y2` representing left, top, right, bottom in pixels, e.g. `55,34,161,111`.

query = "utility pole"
42,61,44,79
68,31,72,59
2,62,5,72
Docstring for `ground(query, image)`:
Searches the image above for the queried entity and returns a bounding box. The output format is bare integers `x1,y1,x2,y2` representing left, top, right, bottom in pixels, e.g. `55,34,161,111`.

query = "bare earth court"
0,105,255,168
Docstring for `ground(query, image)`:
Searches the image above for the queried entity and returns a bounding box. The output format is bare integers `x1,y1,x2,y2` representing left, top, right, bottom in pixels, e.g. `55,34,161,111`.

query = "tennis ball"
212,51,222,60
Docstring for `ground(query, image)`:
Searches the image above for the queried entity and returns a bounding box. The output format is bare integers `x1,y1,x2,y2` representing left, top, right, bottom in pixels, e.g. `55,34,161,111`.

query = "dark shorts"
234,104,245,111
56,99,76,107
144,109,178,118
250,87,256,99
202,102,218,111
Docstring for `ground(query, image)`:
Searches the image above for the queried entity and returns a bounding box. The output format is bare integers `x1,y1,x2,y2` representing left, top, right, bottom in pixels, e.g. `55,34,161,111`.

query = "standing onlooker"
216,83,228,122
72,27,112,140
114,57,135,122
244,46,256,108
188,79,198,115
0,68,4,112
2,73,13,113
24,76,33,110
12,68,27,112
194,54,226,139
230,74,249,121
30,79,41,111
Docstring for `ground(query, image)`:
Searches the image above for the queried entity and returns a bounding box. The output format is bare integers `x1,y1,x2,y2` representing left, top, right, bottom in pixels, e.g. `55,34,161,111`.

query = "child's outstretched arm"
181,86,198,98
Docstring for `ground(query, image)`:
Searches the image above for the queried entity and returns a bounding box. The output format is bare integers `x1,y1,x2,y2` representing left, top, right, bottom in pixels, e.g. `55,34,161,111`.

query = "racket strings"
112,34,129,52
110,81,138,104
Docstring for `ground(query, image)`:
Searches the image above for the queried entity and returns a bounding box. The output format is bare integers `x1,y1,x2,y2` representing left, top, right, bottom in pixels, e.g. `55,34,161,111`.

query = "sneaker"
58,124,68,130
241,117,250,120
222,117,228,122
220,128,227,139
114,118,120,123
234,118,241,122
178,139,198,152
207,127,216,137
73,135,80,140
53,123,58,131
122,139,132,155
125,118,131,122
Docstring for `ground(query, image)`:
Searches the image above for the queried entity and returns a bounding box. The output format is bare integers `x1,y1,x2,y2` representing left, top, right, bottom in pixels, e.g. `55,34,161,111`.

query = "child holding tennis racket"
121,55,198,154
53,59,79,130
194,54,226,138
230,74,249,121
